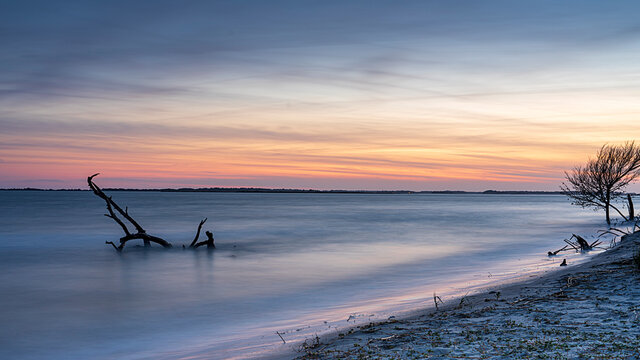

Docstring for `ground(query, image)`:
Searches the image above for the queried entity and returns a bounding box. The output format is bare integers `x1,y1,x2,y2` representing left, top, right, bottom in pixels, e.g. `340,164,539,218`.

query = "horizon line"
0,187,569,194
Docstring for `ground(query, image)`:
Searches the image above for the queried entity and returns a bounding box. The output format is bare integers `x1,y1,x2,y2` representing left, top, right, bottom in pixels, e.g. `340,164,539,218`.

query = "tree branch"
194,231,215,249
88,173,173,250
88,174,146,234
188,218,207,248
119,233,172,249
104,196,130,236
609,203,629,222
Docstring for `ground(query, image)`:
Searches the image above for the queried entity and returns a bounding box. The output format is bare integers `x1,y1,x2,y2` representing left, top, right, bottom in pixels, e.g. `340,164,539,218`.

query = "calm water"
0,191,608,359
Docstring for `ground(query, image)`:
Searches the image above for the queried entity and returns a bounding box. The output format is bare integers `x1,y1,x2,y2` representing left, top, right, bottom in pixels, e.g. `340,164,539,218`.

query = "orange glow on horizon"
3,39,640,190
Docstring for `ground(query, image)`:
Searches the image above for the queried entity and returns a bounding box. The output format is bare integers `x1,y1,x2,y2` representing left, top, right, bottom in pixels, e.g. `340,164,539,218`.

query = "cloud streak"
2,0,640,189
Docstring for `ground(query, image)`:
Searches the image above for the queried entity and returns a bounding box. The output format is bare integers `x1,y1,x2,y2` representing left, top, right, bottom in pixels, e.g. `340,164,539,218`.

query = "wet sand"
295,232,640,359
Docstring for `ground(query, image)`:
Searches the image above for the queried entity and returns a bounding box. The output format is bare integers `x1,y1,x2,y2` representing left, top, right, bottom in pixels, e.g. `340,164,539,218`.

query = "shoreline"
292,232,640,359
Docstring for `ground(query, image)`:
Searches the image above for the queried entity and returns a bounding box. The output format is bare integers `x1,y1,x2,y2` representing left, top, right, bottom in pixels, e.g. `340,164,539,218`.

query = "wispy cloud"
2,0,640,189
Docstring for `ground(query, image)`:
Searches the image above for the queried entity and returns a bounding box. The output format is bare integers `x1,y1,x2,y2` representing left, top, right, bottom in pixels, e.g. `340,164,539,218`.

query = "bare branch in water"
88,174,172,250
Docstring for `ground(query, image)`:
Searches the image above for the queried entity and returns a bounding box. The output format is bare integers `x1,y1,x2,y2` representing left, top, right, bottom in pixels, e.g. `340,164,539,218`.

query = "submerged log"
572,234,591,251
188,218,208,248
194,230,216,249
548,245,568,256
560,233,600,253
89,174,217,252
88,173,172,251
552,233,604,256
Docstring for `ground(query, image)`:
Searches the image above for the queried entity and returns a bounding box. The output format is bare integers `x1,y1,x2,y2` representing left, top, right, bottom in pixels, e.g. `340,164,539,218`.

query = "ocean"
0,191,609,359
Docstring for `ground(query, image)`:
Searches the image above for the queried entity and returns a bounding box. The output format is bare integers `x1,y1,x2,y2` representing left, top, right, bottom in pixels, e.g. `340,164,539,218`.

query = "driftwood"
188,218,208,248
89,173,214,252
89,173,173,251
187,218,216,249
194,231,216,249
548,245,568,256
549,234,602,256
560,259,567,266
433,292,443,311
572,234,591,250
563,233,601,252
596,222,640,247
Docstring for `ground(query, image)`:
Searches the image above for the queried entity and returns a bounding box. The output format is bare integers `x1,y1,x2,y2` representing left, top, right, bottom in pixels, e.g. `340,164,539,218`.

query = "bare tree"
560,142,640,225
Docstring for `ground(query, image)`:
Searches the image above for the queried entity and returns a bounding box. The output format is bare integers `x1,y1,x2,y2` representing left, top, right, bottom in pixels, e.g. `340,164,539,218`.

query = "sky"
2,0,640,190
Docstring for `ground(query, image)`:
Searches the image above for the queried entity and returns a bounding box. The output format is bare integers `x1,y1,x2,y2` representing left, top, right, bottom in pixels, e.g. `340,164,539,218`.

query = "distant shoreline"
0,188,567,195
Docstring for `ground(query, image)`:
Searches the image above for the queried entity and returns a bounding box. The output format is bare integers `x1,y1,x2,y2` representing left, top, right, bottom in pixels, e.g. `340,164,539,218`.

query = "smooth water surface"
0,191,609,359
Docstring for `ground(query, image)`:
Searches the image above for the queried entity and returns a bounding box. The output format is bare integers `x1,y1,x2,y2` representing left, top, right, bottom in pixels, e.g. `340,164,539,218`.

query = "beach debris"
560,234,601,253
379,334,397,341
549,233,601,256
276,331,286,344
548,245,569,256
560,259,567,266
597,223,640,246
298,335,321,354
457,296,468,309
433,292,444,311
89,173,173,251
88,173,213,251
189,222,216,249
573,234,593,250
188,218,207,248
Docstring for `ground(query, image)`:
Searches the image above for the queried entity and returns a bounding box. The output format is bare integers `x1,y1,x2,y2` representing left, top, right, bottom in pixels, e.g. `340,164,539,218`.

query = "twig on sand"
276,331,286,344
433,292,443,311
456,292,470,309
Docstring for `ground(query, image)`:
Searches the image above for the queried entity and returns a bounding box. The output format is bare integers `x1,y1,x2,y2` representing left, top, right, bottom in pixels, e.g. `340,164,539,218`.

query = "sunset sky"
2,0,640,190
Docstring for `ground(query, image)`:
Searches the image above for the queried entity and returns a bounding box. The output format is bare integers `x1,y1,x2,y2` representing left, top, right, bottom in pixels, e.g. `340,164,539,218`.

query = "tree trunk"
606,191,611,225
628,194,635,220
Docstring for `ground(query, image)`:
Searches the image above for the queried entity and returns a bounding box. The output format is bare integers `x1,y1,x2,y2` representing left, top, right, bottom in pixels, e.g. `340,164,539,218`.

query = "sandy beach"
295,232,640,359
